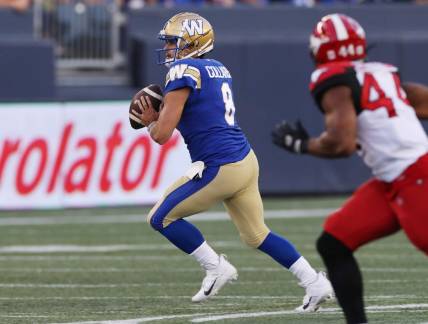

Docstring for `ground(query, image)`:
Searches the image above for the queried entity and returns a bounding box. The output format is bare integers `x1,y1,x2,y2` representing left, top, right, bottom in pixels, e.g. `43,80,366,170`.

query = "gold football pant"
147,150,270,248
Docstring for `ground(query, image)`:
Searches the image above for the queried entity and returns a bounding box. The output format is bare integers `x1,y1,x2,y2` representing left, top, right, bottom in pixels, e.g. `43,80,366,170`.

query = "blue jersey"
164,58,251,166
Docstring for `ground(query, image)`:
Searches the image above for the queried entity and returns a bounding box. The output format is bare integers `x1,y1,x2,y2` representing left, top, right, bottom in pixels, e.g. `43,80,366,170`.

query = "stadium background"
2,4,428,208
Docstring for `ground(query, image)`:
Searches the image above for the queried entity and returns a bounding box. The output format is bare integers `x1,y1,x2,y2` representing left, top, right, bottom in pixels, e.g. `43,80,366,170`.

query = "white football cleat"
295,271,334,313
191,254,238,302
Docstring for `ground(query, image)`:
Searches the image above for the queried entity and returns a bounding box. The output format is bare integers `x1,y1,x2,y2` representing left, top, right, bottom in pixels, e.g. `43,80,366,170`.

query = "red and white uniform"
311,61,428,254
311,61,428,182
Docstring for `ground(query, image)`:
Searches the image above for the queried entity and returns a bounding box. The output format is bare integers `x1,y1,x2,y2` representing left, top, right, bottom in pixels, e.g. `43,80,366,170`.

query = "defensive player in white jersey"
137,12,333,311
271,13,428,324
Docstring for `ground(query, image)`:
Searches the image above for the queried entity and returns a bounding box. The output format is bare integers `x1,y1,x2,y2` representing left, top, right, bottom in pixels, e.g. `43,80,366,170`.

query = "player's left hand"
271,120,309,154
136,95,160,127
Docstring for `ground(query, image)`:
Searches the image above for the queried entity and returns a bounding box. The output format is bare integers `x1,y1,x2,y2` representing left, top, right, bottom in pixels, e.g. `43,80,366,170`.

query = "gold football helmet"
157,12,215,65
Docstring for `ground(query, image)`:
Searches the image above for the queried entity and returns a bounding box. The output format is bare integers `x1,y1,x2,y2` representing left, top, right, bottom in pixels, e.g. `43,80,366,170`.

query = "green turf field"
0,197,427,324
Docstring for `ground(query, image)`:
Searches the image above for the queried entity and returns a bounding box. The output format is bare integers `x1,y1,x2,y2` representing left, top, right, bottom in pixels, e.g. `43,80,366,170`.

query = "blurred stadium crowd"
3,0,428,196
1,0,428,13
0,0,426,76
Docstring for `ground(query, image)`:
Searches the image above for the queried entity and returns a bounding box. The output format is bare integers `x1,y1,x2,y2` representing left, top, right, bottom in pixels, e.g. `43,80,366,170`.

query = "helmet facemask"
156,35,185,66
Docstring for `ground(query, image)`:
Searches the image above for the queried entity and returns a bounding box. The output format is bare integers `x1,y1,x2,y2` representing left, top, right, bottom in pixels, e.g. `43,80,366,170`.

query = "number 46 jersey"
164,58,250,167
310,61,428,182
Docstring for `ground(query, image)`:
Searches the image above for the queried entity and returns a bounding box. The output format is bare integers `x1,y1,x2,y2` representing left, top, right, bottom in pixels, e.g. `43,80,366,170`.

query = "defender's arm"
402,82,428,119
307,85,358,158
149,87,190,145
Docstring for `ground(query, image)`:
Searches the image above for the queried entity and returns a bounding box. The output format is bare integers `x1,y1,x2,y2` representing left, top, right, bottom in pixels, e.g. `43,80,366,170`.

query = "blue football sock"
258,231,301,268
158,219,205,254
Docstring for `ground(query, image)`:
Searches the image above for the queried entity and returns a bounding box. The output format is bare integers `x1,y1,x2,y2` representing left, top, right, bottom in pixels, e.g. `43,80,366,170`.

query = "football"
129,84,163,129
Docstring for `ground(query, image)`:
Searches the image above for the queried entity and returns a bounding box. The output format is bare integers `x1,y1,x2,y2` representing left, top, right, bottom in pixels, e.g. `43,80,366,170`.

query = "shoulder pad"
165,61,201,89
309,62,361,114
310,62,354,92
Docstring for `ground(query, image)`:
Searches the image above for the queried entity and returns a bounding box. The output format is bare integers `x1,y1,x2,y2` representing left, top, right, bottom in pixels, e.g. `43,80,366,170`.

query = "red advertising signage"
0,102,190,209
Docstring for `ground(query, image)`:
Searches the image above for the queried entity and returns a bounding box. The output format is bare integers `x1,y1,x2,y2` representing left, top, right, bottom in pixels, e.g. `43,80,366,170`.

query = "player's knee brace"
317,231,352,261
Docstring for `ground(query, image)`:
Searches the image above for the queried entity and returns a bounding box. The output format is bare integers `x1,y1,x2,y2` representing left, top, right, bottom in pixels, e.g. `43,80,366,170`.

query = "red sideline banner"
0,102,190,209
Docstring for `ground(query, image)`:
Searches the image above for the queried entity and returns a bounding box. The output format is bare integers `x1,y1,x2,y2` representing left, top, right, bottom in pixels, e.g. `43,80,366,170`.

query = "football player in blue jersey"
137,12,333,310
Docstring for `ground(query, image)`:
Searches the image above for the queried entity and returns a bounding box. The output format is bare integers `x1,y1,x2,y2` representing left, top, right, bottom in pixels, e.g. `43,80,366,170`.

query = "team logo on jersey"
169,64,188,81
182,19,204,36
166,64,201,89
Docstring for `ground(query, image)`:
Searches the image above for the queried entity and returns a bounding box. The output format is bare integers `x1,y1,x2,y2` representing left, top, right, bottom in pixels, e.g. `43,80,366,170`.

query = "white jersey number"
221,82,236,126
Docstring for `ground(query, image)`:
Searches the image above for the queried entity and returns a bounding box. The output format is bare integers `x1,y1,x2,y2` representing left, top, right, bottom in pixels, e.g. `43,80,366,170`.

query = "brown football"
129,84,163,129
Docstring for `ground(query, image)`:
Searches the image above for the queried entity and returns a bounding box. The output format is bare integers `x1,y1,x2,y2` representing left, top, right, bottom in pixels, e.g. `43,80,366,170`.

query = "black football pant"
317,231,368,324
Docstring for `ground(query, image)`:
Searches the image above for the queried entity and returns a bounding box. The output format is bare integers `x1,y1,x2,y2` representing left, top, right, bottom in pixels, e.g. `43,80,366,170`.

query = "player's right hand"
139,95,160,127
271,120,309,154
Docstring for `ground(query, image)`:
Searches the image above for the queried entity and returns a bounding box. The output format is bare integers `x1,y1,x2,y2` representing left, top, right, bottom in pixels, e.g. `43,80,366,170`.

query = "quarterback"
137,12,333,311
272,13,428,324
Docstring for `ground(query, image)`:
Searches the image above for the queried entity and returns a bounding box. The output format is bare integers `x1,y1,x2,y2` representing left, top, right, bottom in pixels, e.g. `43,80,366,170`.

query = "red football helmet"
310,13,366,66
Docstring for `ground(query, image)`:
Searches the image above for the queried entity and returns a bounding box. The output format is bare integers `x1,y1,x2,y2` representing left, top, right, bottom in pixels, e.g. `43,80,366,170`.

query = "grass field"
0,196,427,324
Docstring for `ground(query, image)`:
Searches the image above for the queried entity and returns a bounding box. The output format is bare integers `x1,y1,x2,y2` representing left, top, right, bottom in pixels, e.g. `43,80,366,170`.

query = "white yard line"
0,244,173,253
47,303,428,324
361,268,428,273
239,267,428,273
0,294,421,301
0,267,426,274
191,309,324,322
0,315,53,318
0,241,242,253
1,279,423,288
0,284,143,288
1,242,425,259
0,245,158,253
2,278,428,291
0,281,307,288
50,314,206,324
0,208,334,226
365,295,421,300
0,253,421,262
368,279,428,283
0,296,202,302
0,255,189,261
365,303,428,311
191,304,428,323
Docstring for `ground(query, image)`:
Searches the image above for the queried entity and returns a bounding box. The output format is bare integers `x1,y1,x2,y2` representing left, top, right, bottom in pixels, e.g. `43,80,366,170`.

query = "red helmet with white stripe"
310,13,366,66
